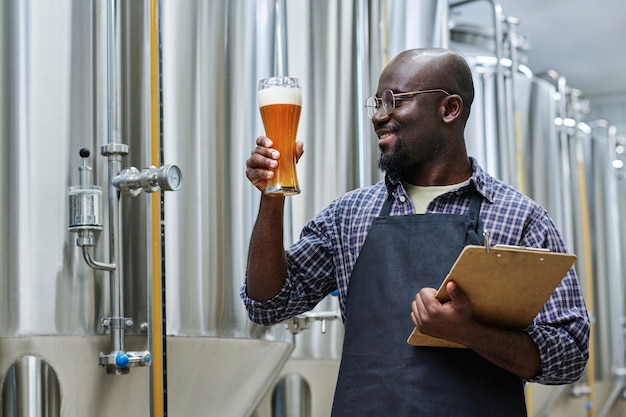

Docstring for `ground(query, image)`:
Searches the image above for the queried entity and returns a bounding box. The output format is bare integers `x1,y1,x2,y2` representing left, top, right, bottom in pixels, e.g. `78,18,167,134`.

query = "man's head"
371,48,475,184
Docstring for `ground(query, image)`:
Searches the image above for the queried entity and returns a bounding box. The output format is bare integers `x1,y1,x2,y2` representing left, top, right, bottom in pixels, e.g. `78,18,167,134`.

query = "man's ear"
441,95,463,123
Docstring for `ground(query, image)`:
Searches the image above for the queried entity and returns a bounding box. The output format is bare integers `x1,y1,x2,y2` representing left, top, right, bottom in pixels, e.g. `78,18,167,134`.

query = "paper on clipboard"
407,244,577,348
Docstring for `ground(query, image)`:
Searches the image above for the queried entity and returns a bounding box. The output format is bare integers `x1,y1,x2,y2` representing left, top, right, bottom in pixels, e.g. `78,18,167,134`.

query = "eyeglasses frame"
364,88,451,118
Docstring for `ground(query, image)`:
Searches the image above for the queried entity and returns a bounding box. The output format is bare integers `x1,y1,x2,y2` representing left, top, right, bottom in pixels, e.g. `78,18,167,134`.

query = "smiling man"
241,48,589,417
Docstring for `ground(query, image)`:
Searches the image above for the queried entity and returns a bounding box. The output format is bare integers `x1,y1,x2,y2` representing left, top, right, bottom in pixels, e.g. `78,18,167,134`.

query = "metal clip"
483,231,490,253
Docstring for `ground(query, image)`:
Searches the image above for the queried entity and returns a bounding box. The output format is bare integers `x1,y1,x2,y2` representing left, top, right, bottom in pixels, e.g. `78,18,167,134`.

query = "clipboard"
407,244,577,348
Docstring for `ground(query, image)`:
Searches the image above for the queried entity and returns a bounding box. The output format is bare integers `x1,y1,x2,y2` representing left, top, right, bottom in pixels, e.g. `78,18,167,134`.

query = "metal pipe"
434,0,449,48
107,0,122,145
82,246,116,272
105,0,125,356
272,0,296,244
355,0,367,188
274,0,288,76
504,15,526,193
556,76,573,241
489,0,509,184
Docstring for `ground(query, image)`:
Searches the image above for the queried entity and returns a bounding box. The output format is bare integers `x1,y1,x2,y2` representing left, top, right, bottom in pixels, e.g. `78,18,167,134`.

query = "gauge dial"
159,164,182,191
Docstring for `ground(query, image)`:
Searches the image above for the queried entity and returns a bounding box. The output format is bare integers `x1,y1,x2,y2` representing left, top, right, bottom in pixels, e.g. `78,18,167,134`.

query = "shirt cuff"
240,278,292,326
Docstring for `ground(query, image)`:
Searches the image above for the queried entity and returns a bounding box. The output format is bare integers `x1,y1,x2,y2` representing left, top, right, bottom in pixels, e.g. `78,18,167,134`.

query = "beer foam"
258,86,302,107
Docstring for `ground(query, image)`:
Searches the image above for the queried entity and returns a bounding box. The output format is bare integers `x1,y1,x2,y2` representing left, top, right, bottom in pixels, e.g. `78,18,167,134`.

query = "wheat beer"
258,77,302,195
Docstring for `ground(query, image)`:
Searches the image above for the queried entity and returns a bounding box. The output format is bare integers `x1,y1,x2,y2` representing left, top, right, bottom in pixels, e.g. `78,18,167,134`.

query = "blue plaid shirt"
241,158,590,384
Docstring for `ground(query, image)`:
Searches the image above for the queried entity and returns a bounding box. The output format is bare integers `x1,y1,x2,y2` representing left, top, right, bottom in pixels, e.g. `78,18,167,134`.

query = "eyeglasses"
364,88,451,119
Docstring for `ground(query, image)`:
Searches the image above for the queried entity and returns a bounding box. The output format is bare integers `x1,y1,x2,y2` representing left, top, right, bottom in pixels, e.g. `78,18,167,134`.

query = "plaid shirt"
241,158,590,384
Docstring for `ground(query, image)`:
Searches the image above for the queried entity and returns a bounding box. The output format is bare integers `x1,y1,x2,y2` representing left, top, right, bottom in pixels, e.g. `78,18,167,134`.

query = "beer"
258,77,302,195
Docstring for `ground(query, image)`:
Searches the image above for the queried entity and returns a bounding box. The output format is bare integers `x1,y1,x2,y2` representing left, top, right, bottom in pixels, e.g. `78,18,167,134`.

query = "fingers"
411,301,420,327
252,136,280,162
246,136,305,191
295,141,304,162
411,288,437,327
411,283,470,325
445,280,469,310
246,136,278,189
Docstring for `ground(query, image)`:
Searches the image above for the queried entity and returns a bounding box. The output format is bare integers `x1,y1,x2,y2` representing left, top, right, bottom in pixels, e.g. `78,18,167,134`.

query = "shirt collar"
384,157,496,204
468,157,495,204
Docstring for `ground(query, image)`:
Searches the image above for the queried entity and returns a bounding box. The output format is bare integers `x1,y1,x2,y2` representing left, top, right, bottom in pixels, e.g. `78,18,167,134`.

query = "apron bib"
331,191,526,417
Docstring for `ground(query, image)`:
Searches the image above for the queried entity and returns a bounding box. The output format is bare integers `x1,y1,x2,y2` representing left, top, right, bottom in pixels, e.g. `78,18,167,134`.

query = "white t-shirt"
403,179,471,214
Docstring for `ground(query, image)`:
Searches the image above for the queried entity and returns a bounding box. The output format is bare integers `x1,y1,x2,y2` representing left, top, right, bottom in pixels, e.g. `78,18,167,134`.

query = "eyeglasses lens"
365,90,396,119
382,90,394,114
365,96,378,119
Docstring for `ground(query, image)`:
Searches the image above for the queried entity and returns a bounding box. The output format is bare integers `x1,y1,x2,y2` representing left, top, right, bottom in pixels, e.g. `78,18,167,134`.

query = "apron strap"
380,194,394,217
467,189,485,246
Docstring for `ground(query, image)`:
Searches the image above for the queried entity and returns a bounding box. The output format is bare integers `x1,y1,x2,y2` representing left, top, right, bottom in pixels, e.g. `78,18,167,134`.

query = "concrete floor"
529,381,626,417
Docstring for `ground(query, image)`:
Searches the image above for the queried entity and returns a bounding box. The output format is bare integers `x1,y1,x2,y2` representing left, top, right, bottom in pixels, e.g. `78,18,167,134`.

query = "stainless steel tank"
448,16,524,188
449,2,626,414
3,1,624,416
0,0,151,415
0,0,294,416
581,120,625,382
160,0,294,415
251,2,451,416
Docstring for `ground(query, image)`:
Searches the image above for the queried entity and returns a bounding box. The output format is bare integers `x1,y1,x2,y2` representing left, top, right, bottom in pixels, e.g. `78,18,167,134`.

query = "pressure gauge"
113,164,182,194
158,164,182,191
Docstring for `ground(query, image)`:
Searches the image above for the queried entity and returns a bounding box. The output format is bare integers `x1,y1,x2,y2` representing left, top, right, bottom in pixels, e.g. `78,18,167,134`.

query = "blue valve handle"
115,352,130,368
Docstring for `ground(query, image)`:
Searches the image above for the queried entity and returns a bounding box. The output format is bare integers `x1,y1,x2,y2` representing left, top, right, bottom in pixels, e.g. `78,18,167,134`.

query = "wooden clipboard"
407,244,577,348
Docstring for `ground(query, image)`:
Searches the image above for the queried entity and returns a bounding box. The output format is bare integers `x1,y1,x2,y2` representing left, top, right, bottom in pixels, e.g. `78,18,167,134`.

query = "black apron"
331,190,527,417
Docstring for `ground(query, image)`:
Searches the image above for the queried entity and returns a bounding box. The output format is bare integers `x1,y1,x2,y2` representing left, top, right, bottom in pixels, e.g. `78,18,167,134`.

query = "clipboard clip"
483,231,490,253
493,244,551,252
482,232,549,254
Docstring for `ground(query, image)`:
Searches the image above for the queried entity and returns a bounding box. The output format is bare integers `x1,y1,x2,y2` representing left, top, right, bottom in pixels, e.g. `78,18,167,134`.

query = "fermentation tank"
449,2,626,415
253,1,451,416
0,0,294,416
448,1,579,271
2,1,625,416
0,0,397,415
581,120,625,382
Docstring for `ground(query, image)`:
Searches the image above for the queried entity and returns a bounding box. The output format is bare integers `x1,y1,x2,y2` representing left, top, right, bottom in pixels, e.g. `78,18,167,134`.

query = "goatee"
378,139,409,179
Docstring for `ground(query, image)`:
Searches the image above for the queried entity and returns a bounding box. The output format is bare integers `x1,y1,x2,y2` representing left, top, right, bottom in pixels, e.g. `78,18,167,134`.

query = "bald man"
241,48,589,417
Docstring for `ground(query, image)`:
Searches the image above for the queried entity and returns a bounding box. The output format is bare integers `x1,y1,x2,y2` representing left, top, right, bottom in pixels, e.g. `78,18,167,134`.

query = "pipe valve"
113,164,182,196
286,310,340,335
99,350,152,375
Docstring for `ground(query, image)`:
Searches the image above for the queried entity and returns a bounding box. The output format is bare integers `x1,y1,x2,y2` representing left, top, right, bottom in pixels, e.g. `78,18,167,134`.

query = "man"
241,48,589,416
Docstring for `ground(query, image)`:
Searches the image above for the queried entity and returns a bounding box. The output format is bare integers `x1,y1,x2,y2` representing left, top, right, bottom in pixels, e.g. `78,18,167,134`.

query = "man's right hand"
246,136,304,193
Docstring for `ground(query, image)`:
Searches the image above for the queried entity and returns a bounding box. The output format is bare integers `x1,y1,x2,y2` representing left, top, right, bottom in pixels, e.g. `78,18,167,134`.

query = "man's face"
371,63,444,179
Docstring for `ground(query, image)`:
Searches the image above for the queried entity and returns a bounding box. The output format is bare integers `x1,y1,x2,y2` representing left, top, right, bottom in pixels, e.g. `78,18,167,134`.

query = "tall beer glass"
258,77,302,196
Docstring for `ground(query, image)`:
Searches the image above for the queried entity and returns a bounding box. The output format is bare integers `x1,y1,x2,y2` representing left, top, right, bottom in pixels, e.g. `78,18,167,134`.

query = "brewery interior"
1,0,626,416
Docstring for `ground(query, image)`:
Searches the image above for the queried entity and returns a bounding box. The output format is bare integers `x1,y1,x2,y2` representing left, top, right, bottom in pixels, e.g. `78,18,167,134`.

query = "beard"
378,138,409,179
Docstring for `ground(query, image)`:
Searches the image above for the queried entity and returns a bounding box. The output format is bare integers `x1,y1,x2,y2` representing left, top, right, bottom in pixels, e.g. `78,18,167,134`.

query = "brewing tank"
449,2,626,401
0,0,293,416
0,1,151,415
